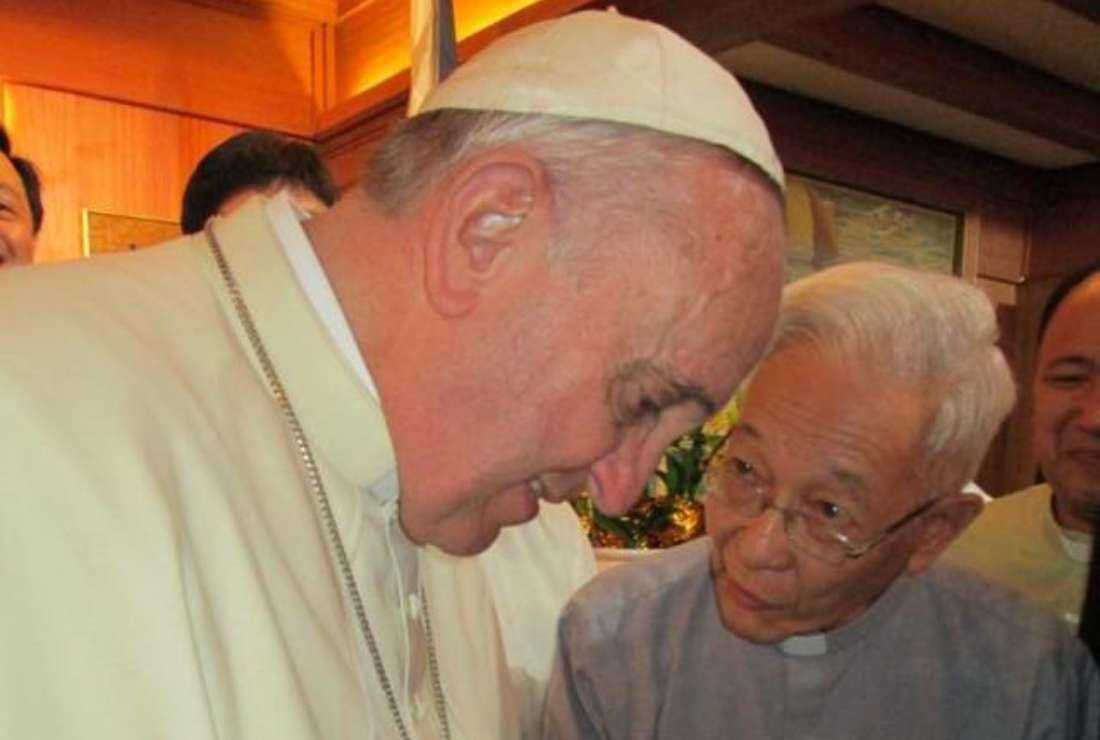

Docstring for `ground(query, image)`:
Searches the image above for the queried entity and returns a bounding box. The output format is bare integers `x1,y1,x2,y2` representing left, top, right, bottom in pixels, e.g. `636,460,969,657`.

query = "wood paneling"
323,0,592,138
333,0,591,105
746,82,1037,211
609,0,868,55
0,0,318,135
335,0,408,103
974,208,1030,284
338,0,366,16
767,6,1100,156
1045,0,1100,26
185,0,338,21
322,98,405,190
3,83,243,264
770,5,1100,156
330,0,870,116
1030,166,1100,278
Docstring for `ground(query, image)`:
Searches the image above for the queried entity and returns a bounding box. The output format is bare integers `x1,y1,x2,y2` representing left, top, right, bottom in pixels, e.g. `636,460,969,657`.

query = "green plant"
573,399,738,549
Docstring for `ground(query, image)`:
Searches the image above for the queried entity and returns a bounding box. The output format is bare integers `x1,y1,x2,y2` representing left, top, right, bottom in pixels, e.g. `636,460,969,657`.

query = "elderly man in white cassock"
0,10,787,740
544,263,1099,740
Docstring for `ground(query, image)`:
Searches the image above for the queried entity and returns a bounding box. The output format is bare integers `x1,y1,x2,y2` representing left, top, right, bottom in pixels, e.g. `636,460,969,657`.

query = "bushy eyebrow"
609,360,717,426
826,465,869,500
670,376,717,415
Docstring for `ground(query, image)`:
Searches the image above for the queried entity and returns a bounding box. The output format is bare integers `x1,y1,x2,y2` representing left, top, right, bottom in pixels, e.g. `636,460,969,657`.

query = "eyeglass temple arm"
840,495,943,559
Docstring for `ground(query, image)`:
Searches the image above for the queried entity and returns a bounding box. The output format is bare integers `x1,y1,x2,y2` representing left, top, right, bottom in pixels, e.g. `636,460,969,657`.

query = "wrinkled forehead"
687,166,786,309
741,345,927,479
677,269,783,407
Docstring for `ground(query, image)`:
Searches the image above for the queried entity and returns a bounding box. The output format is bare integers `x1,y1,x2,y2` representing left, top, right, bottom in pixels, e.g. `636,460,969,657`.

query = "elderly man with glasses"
543,262,1099,740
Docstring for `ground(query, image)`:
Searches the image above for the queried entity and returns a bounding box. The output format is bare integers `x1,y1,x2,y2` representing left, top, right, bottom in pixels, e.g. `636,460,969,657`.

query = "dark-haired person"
0,125,43,267
181,130,337,234
945,260,1100,625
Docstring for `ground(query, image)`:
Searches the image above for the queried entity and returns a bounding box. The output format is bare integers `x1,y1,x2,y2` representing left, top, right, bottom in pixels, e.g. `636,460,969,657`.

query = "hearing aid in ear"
479,212,524,233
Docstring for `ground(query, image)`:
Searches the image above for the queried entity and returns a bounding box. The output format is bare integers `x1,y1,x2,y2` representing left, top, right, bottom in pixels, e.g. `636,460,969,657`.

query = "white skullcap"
420,9,784,189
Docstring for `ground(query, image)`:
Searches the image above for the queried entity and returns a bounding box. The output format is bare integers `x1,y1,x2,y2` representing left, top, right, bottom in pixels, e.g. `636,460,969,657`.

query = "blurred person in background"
945,260,1100,625
180,130,336,234
0,125,43,267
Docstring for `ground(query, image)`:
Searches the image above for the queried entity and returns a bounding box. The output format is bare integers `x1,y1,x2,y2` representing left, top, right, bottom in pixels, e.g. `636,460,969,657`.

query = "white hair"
363,109,778,252
768,261,1016,497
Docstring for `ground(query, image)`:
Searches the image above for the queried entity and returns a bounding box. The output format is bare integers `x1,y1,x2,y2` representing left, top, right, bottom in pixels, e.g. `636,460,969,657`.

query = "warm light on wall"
344,0,547,101
458,0,544,38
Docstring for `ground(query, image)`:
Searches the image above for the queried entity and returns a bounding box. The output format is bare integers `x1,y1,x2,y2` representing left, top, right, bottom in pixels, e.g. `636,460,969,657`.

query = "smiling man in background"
545,262,1098,739
0,10,785,740
945,261,1100,624
0,125,42,267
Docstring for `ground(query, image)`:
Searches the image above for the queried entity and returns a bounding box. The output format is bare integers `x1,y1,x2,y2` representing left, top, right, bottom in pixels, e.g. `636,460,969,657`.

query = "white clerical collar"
263,191,378,400
774,574,914,658
262,192,398,503
1058,526,1093,564
779,633,828,657
1042,487,1094,564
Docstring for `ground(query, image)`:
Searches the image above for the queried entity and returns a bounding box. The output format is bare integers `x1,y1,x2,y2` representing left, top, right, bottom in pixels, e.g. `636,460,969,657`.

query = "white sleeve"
477,501,597,735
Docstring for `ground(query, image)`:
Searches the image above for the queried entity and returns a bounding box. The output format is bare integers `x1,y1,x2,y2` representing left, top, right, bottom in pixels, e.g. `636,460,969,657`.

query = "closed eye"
609,360,716,430
1045,373,1088,388
612,395,662,427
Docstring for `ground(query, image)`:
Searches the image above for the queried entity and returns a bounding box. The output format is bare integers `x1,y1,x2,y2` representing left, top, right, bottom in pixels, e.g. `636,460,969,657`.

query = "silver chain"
205,225,452,740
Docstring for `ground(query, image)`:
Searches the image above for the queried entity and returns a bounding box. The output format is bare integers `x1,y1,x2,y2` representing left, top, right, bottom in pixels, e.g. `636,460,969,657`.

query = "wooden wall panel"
747,83,1037,212
187,0,338,22
0,0,318,135
973,207,1030,284
321,98,404,190
3,83,243,264
1030,168,1100,278
333,0,588,105
336,0,408,104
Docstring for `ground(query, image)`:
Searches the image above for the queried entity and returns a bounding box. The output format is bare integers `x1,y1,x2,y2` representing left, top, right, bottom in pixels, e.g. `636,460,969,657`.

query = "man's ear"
423,152,545,318
905,492,983,575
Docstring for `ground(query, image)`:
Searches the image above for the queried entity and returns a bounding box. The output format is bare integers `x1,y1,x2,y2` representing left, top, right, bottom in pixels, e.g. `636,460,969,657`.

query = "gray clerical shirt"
542,537,1099,740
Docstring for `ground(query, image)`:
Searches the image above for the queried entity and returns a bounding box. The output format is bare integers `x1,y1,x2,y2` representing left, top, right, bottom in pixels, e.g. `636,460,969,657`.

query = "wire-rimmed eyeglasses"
701,429,942,565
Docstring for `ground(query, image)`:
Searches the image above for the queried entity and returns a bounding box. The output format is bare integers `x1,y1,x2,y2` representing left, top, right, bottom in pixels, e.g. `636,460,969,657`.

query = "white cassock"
0,193,594,739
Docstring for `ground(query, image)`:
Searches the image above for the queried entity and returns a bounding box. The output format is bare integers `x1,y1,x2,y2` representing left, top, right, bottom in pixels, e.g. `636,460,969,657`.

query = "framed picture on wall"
784,173,963,283
81,209,181,258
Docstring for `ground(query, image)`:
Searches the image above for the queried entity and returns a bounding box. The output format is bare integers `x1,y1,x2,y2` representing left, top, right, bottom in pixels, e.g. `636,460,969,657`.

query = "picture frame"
784,173,964,282
81,209,181,257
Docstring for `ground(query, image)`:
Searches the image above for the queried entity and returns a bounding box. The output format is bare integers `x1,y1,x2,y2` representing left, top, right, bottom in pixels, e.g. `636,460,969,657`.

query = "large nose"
734,508,796,572
587,432,667,516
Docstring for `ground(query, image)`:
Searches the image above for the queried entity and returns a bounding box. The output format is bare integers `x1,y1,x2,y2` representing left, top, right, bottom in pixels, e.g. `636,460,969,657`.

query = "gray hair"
767,261,1016,498
363,110,778,256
